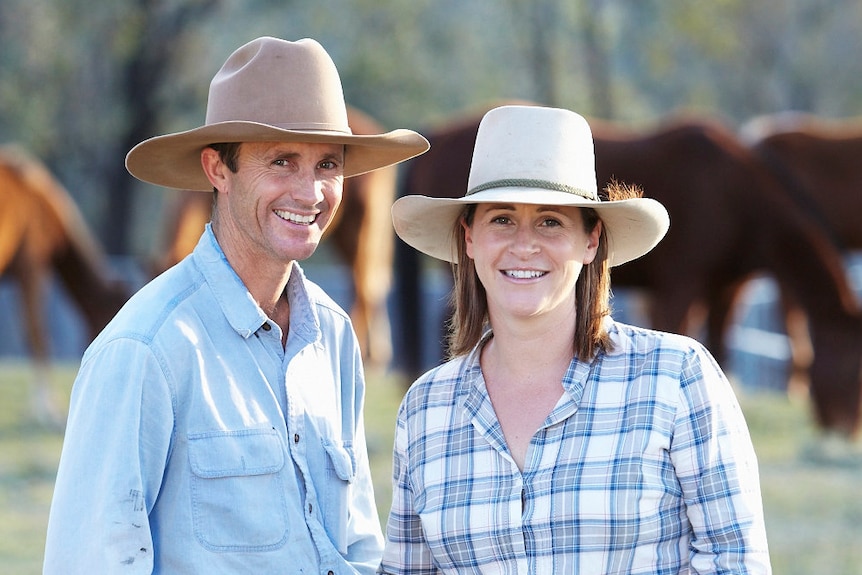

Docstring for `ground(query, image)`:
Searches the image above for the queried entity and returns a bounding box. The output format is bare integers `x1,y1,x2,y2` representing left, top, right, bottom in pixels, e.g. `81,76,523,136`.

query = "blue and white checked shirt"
45,225,383,574
380,320,771,574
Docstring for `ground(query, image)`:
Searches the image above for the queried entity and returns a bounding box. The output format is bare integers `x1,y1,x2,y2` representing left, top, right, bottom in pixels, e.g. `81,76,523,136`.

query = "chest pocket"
188,427,289,552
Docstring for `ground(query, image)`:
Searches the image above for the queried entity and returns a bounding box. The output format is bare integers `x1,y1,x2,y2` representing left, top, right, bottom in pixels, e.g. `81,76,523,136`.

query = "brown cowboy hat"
126,36,429,190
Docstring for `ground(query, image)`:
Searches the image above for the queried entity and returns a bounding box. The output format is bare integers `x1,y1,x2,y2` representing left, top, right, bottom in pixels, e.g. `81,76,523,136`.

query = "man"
43,36,428,574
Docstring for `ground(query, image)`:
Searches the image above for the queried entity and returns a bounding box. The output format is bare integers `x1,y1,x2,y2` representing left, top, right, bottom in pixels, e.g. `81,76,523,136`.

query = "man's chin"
290,239,323,262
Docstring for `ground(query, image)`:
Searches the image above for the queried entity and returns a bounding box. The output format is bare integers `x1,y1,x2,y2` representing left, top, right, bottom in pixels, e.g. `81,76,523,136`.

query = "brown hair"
446,180,642,361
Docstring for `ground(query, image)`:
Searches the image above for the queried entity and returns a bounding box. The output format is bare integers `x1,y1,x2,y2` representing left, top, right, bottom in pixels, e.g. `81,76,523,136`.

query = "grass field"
2,361,860,574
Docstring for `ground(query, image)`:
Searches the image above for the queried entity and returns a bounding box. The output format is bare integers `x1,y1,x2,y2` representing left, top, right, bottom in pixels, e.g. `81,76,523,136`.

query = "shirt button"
308,503,313,513
261,323,271,331
294,434,300,443
328,571,334,575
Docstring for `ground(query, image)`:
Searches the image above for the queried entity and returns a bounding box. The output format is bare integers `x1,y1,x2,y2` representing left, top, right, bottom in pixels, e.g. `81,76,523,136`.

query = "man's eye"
319,160,338,169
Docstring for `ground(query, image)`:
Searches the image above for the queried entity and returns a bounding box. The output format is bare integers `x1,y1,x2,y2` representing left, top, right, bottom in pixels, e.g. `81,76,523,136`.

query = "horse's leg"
705,287,733,366
394,235,425,380
807,316,862,439
12,248,64,427
352,170,396,371
704,280,754,371
327,169,396,371
775,288,813,400
648,283,703,339
350,254,393,372
351,234,394,372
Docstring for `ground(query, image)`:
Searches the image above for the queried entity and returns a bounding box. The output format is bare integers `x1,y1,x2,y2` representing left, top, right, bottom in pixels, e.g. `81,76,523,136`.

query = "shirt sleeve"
43,337,174,574
378,400,438,575
670,344,772,574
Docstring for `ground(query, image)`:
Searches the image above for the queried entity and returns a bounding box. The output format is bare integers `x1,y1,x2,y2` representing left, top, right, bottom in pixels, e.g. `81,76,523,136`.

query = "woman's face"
464,202,600,325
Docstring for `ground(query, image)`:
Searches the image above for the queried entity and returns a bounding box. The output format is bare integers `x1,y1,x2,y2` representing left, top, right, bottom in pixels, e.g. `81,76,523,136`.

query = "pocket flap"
188,428,284,478
323,440,356,483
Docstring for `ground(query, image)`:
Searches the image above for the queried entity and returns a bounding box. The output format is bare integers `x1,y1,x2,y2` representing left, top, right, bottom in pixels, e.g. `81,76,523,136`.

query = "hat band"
466,178,597,201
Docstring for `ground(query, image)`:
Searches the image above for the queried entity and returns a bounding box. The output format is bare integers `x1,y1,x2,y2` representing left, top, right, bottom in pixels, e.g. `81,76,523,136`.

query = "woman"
379,105,771,574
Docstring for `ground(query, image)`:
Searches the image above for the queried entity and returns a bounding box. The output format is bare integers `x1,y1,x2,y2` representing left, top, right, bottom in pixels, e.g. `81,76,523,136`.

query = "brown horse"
155,106,399,371
0,146,132,425
396,104,862,438
741,112,862,250
740,112,862,439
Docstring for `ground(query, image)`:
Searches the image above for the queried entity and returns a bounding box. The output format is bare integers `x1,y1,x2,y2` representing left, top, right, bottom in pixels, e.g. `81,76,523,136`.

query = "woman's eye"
542,218,561,227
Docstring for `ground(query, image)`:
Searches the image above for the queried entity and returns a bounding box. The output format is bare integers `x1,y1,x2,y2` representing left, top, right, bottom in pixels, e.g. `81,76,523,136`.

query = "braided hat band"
467,178,598,202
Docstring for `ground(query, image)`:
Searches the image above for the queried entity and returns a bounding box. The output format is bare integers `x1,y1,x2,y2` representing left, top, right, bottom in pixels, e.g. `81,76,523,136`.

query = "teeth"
505,269,544,279
275,209,315,225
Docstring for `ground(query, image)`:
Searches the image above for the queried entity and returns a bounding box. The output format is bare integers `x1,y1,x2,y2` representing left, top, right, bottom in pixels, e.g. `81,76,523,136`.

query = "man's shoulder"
92,260,209,346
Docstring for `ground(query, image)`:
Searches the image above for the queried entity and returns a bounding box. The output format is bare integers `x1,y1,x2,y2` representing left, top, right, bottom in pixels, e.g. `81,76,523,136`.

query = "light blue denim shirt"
44,225,383,574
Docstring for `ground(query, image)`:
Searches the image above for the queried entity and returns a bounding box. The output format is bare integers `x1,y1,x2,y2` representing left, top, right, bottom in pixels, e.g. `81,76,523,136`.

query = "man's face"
210,140,345,270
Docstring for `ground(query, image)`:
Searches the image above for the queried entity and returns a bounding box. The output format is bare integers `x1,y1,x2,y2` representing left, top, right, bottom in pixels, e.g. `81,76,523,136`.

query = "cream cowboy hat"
126,36,429,190
392,105,669,266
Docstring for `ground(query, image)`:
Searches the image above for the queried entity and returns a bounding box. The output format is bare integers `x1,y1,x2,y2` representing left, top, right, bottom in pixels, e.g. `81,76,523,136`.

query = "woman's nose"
510,226,540,256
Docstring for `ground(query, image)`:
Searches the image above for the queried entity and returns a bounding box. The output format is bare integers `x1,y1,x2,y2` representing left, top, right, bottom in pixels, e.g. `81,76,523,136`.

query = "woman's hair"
446,180,642,361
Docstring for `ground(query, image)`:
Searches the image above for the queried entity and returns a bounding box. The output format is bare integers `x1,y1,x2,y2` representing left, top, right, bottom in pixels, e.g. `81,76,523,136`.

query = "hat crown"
205,37,350,134
467,105,598,201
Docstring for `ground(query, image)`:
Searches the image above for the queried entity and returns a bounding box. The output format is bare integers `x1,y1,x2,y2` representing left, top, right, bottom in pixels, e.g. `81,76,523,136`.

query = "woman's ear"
461,217,475,260
583,220,602,265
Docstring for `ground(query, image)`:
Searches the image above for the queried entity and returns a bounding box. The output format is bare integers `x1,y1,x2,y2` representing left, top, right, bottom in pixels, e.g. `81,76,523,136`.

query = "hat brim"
392,187,670,267
126,121,430,191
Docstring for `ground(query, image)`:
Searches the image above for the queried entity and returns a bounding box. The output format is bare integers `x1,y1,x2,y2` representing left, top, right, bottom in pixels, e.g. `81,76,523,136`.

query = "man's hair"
209,142,241,173
446,180,642,361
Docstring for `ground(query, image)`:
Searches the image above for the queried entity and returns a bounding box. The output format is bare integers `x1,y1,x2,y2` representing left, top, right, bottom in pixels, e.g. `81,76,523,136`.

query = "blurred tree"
575,0,613,117
2,0,861,259
102,0,223,254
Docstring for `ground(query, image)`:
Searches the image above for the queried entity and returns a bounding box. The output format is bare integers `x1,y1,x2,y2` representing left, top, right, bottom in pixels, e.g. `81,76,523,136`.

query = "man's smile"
274,209,317,225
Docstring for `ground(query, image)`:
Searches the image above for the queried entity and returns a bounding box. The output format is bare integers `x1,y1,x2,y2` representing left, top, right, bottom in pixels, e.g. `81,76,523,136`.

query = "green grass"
0,362,66,575
2,362,861,574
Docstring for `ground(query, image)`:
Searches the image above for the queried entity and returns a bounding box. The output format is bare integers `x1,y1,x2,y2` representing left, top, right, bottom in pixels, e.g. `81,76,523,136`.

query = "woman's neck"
482,314,576,388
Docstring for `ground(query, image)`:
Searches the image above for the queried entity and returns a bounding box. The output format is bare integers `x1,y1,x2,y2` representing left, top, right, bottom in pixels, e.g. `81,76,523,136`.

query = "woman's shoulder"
402,354,476,408
606,318,712,358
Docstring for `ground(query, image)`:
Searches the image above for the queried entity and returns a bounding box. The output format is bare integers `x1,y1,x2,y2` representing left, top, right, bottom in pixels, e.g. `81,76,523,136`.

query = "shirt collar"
458,324,611,416
191,224,320,343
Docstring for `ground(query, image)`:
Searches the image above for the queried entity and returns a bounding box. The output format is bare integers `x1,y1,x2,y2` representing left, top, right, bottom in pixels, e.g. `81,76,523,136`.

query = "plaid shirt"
380,319,771,574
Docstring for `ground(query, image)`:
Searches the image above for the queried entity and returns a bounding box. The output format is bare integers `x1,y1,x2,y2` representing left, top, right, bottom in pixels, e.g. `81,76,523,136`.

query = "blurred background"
3,0,862,372
2,0,861,263
1,1,862,573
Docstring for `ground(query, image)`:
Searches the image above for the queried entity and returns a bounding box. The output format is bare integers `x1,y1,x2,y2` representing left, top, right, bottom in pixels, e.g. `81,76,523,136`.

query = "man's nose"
292,168,326,204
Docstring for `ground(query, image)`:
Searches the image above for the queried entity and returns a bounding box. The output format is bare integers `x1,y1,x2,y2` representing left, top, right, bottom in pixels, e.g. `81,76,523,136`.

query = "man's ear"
201,147,228,192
